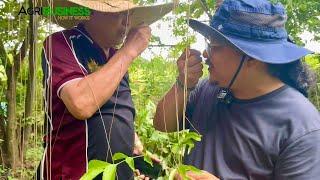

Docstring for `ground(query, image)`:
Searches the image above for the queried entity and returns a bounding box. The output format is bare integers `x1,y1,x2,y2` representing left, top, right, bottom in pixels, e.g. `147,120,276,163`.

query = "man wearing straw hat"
154,0,320,179
40,0,173,179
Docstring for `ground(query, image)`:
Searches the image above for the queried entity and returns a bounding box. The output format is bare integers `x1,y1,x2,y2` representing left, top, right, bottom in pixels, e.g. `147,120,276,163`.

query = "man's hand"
133,132,161,162
133,133,161,180
177,48,203,89
59,26,150,120
133,132,144,155
122,25,151,59
186,170,220,180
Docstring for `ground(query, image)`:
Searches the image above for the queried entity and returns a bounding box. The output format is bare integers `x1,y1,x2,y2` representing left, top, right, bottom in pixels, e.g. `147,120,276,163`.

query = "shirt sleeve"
186,79,207,117
42,32,87,98
184,79,207,130
274,130,320,180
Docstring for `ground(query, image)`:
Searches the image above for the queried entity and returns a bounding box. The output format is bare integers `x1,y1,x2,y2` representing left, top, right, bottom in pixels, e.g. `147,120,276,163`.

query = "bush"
306,55,320,110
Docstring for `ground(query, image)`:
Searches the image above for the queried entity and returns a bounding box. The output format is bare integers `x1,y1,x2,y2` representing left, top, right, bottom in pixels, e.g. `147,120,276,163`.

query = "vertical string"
48,1,53,179
107,4,131,163
19,0,24,178
32,0,38,178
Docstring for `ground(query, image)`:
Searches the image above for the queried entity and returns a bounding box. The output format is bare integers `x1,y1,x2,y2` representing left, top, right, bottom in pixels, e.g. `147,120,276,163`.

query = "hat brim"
189,19,313,64
39,0,173,29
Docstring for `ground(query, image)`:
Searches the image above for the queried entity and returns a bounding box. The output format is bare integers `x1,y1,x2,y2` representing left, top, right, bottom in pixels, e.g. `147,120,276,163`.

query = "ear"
241,58,261,79
203,50,209,59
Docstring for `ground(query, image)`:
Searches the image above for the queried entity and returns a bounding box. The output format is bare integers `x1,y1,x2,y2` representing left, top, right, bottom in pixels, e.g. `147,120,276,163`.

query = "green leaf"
7,53,13,65
185,132,202,141
186,141,195,154
112,152,128,161
177,164,201,179
125,157,135,171
88,160,109,169
172,144,180,154
143,155,153,167
80,160,109,180
102,164,117,180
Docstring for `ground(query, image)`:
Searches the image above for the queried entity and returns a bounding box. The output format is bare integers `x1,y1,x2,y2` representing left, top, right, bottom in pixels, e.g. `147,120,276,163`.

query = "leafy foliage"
270,0,320,43
306,55,320,109
129,57,202,177
0,0,28,51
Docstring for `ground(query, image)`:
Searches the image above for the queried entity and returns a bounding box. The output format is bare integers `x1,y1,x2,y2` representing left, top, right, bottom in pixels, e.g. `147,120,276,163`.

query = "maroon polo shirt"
41,24,135,180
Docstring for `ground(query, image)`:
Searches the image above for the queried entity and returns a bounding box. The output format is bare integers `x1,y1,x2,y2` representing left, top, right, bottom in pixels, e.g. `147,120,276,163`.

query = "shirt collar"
74,23,117,61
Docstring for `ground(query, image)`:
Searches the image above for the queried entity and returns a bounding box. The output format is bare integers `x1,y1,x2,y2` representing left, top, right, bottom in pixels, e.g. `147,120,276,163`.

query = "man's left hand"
133,132,161,162
133,132,144,155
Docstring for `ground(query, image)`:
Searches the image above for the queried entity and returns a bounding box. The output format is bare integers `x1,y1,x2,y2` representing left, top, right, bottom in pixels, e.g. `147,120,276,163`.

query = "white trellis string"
19,0,25,178
107,3,131,162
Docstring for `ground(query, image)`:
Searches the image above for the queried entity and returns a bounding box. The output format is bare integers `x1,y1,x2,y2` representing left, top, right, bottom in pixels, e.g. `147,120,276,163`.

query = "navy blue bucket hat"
189,0,313,64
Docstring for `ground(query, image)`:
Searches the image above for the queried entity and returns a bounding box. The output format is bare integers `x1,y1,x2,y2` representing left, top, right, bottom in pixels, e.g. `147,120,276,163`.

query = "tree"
0,0,38,171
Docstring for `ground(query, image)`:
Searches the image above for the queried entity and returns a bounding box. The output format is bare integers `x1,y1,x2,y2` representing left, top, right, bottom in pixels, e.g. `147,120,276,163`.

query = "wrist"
176,77,196,92
119,46,137,62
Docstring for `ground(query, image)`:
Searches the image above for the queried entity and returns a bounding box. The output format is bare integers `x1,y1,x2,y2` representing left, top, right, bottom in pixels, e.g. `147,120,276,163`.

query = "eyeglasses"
205,38,225,65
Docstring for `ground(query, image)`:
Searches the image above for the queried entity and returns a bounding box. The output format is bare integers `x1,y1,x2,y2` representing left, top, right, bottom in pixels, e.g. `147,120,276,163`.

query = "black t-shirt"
184,79,320,180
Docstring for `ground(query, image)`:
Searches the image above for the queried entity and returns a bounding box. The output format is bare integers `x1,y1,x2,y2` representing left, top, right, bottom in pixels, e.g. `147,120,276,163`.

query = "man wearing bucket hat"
155,0,320,179
40,0,173,179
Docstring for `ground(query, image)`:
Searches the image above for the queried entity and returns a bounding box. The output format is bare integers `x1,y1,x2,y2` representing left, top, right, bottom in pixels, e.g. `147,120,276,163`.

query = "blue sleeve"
274,130,320,180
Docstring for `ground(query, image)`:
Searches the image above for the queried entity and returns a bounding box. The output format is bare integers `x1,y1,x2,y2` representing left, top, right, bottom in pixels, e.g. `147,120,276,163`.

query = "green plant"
306,55,320,110
81,153,134,180
82,56,203,178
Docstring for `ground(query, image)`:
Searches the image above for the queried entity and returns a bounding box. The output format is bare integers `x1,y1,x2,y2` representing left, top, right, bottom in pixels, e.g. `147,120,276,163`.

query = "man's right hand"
122,25,151,59
60,25,151,120
177,49,203,89
153,48,203,132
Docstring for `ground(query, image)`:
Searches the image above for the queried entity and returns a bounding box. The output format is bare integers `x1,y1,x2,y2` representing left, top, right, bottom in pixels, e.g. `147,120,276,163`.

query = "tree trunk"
0,36,28,170
22,0,38,161
5,63,19,169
